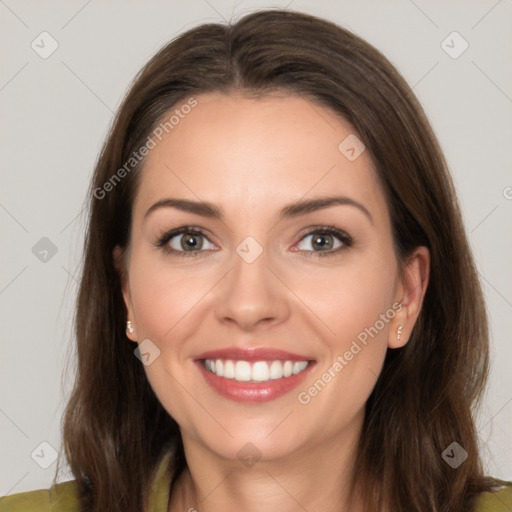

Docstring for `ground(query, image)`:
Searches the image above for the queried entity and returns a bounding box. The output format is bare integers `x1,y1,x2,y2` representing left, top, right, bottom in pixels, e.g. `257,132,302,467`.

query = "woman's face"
118,92,428,464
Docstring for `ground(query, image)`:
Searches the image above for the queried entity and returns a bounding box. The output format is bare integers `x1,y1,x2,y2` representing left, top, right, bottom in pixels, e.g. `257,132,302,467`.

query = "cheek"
292,250,397,346
128,250,211,341
126,254,212,429
292,249,397,408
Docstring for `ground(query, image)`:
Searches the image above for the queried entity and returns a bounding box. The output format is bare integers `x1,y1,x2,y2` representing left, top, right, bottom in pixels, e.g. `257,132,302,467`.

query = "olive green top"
1,449,511,511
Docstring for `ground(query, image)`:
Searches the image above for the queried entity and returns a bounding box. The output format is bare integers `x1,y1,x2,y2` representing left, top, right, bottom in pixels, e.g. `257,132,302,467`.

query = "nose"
213,248,290,332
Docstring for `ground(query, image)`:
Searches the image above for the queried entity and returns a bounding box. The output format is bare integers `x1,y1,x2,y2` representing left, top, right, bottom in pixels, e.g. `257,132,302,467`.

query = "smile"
202,358,310,382
195,347,315,402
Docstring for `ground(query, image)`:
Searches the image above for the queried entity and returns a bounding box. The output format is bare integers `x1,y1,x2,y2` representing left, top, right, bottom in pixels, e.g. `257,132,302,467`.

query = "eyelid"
154,226,217,257
292,225,353,257
154,225,353,258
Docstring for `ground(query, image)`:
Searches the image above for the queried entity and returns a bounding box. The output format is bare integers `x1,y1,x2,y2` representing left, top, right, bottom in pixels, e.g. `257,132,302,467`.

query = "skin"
115,91,430,512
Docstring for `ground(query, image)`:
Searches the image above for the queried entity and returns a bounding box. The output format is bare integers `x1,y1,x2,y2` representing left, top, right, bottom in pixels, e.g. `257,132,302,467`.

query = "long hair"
56,9,504,511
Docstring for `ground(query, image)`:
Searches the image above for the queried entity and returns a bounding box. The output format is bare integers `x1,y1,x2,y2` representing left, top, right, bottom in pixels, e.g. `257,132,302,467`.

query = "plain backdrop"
1,0,511,495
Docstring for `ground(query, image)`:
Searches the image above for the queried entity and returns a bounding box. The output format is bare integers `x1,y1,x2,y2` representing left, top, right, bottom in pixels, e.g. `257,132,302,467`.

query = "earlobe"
126,320,137,342
389,322,407,349
388,246,430,349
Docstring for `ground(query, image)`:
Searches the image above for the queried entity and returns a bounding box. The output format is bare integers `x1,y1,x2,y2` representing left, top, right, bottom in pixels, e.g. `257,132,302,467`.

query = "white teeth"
235,361,252,381
224,360,235,379
251,361,270,382
269,360,284,379
293,361,308,374
283,360,293,377
203,359,310,382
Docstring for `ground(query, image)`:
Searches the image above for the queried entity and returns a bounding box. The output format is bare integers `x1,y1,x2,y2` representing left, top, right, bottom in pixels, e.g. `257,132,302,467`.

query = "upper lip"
194,347,315,362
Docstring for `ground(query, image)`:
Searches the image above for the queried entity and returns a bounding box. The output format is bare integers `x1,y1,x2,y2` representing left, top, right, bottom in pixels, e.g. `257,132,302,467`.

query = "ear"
113,245,137,341
388,246,430,349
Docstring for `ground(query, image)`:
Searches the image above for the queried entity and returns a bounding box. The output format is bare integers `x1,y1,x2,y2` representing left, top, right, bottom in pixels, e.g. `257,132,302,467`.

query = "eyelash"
153,225,354,258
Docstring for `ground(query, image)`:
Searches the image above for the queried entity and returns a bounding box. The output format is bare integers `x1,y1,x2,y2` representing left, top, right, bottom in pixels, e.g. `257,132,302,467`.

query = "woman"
1,8,510,512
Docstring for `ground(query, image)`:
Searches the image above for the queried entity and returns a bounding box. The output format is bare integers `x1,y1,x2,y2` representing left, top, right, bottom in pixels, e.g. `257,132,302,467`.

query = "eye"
154,225,353,258
294,227,353,257
155,227,216,257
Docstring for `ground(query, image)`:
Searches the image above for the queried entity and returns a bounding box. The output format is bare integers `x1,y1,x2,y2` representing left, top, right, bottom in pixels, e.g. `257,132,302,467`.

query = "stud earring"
397,325,403,340
127,321,134,334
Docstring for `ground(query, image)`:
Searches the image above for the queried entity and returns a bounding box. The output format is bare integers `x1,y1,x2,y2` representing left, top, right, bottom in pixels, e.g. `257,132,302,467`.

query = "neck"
169,419,364,512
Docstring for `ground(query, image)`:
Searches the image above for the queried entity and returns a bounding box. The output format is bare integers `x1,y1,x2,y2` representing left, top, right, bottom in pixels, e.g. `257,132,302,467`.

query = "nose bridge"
214,235,289,330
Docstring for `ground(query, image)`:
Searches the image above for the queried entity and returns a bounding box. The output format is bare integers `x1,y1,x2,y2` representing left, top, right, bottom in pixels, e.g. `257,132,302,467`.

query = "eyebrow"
143,195,373,224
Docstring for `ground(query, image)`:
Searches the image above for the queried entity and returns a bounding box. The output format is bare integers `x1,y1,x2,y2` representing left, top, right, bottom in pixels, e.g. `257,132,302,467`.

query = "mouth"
194,347,316,403
202,358,310,382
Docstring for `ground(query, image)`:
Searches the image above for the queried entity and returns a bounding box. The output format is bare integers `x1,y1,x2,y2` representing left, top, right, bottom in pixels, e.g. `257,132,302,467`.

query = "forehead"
132,92,388,224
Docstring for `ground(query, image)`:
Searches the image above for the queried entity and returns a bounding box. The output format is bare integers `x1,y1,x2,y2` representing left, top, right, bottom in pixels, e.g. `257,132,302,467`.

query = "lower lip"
196,361,315,403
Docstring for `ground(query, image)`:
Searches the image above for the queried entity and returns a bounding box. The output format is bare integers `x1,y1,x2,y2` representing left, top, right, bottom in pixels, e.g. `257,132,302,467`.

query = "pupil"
183,233,201,250
313,234,332,250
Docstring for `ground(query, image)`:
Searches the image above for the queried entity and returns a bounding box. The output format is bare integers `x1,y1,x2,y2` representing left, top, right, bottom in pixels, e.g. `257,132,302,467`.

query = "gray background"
1,0,511,495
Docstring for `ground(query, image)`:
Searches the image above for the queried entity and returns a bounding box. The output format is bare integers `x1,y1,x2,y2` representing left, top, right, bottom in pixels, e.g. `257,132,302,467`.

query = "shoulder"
0,480,80,512
474,483,512,512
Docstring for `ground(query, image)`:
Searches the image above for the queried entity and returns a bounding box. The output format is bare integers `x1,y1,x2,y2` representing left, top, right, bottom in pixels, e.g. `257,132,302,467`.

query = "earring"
397,325,403,340
127,321,134,334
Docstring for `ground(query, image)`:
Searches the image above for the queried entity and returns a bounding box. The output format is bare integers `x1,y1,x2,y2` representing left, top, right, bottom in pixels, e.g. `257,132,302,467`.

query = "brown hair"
55,8,504,512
